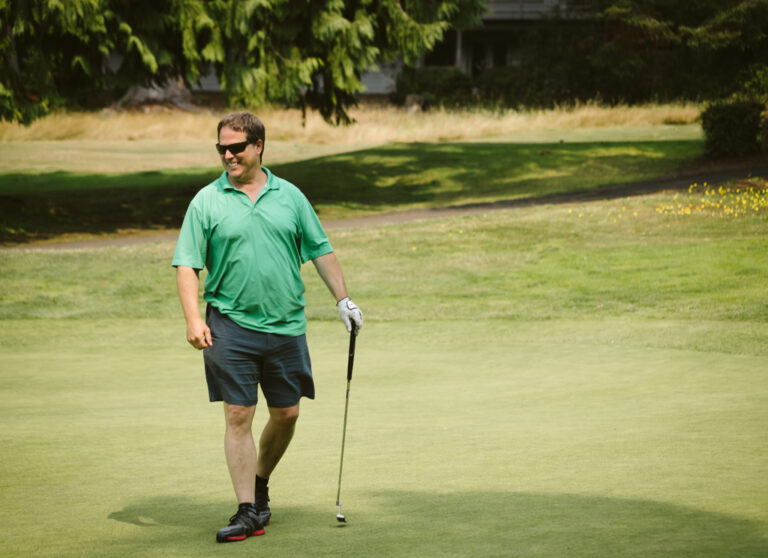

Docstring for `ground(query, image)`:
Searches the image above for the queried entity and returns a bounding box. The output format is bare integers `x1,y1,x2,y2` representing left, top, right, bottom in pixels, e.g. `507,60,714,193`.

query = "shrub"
475,67,522,108
701,99,764,158
474,65,583,109
394,66,473,109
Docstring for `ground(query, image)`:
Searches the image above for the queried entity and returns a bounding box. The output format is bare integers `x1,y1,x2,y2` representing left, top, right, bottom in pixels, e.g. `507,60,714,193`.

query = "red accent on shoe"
253,528,265,536
227,535,247,541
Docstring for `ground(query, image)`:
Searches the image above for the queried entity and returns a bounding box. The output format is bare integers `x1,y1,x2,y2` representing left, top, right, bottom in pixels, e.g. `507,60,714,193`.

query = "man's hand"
337,297,363,334
186,317,213,349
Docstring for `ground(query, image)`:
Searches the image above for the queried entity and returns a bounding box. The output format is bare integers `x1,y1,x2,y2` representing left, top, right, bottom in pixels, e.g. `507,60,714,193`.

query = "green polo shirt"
172,167,333,336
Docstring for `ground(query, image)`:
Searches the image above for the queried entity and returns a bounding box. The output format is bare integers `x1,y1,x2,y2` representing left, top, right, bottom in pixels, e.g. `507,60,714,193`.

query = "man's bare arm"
312,252,348,302
176,265,212,349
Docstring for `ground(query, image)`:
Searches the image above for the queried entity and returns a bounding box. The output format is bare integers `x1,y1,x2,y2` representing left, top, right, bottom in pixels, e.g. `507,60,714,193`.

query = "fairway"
2,191,768,556
1,108,767,556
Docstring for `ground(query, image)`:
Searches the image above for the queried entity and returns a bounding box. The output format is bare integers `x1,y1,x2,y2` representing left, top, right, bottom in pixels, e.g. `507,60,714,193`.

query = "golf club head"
336,513,347,523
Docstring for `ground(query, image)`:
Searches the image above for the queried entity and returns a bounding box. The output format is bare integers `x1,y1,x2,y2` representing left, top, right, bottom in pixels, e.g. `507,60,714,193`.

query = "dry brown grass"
0,101,701,145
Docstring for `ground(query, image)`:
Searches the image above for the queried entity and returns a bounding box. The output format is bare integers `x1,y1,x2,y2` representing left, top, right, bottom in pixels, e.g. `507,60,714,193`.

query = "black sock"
239,502,256,511
256,475,269,491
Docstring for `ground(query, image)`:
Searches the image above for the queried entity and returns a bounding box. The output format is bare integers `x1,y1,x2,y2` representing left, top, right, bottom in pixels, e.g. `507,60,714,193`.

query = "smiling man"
172,111,362,543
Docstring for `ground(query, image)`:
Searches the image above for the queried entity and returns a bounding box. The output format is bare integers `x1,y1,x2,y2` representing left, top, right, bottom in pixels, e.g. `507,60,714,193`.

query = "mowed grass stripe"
2,193,766,351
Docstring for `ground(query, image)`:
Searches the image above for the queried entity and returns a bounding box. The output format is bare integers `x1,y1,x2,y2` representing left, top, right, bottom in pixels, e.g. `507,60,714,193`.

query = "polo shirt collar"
218,166,280,192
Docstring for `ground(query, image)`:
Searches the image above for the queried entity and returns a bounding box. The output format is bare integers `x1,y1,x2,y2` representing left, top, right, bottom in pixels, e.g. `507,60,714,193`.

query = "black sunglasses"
215,141,251,155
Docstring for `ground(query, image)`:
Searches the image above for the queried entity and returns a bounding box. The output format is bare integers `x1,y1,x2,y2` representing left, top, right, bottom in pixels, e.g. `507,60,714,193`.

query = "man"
172,111,363,543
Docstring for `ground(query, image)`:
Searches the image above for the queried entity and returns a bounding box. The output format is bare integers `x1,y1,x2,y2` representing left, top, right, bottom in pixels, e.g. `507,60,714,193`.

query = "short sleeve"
172,200,207,269
296,194,333,263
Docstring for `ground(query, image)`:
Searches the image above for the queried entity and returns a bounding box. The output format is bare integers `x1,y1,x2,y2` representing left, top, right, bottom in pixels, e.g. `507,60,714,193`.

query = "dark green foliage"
474,68,522,108
740,64,768,105
577,0,768,104
450,0,768,109
436,0,768,109
394,66,473,108
474,65,577,109
2,0,765,123
0,0,485,125
701,99,765,157
1,0,112,123
0,0,198,123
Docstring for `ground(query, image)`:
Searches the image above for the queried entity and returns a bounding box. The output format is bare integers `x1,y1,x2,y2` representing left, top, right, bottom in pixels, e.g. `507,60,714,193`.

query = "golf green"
1,316,766,557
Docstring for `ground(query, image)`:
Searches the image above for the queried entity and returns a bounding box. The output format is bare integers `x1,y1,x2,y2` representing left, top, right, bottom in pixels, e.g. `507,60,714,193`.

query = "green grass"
1,188,767,557
0,139,703,243
278,140,702,219
2,318,767,557
1,118,767,556
4,194,766,353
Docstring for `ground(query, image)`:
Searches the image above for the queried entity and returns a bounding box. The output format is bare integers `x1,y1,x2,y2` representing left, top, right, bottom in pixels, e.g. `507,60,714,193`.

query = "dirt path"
6,157,767,251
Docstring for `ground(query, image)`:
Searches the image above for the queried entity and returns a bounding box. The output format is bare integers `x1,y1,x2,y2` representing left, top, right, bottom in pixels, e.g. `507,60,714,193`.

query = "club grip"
346,330,356,381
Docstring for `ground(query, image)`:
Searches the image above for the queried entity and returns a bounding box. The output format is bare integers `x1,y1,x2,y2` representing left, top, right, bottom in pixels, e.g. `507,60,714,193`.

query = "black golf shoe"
215,504,265,543
255,482,272,526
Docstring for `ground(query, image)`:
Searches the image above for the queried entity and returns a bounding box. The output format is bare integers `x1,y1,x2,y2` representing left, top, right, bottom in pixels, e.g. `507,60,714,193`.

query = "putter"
335,327,357,523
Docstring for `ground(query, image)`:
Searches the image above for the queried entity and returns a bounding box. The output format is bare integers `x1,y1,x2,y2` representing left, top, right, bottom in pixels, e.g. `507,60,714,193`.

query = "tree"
574,0,768,102
0,0,186,124
0,0,484,125
1,0,108,124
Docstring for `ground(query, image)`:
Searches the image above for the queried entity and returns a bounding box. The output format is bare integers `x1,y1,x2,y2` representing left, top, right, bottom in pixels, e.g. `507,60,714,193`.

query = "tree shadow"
104,490,768,557
275,140,704,208
0,168,216,243
4,140,762,245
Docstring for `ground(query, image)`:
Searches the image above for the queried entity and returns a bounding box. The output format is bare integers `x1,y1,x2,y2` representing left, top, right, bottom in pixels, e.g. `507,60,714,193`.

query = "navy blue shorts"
203,305,315,407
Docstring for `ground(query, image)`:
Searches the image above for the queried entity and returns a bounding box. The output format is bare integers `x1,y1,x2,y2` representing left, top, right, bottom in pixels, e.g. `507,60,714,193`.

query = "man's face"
218,126,263,181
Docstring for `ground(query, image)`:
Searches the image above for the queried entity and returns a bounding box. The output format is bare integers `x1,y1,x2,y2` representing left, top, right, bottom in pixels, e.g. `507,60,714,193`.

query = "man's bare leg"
256,404,300,479
223,402,257,503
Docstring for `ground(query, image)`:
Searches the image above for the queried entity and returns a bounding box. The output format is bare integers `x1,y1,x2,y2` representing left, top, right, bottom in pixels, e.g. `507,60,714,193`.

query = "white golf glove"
337,297,363,334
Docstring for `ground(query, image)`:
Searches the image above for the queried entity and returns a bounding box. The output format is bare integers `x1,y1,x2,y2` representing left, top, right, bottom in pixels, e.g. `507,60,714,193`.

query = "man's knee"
269,405,300,426
224,403,256,430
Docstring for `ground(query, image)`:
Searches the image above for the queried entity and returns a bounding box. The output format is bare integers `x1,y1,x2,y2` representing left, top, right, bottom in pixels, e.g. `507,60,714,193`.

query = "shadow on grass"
0,168,218,243
277,140,702,207
1,141,704,244
106,490,768,557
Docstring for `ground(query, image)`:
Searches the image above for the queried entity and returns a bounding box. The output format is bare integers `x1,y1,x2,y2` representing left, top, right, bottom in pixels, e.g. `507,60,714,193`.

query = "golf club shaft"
336,330,356,507
335,379,351,506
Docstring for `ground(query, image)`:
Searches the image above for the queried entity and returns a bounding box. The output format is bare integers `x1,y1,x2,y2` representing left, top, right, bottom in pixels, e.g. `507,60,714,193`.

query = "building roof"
484,0,575,21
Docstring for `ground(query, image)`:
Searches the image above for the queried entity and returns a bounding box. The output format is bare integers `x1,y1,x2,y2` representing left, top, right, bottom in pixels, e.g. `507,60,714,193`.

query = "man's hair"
217,111,266,161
